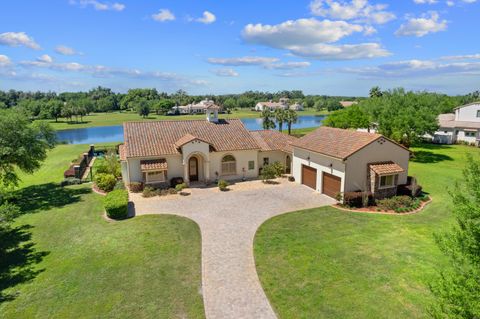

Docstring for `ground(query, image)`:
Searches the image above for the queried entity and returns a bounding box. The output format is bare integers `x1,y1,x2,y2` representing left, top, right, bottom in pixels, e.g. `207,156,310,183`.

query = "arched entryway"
189,157,199,181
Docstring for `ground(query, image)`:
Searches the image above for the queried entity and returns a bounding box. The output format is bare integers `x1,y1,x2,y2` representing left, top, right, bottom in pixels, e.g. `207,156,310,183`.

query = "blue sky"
0,0,479,96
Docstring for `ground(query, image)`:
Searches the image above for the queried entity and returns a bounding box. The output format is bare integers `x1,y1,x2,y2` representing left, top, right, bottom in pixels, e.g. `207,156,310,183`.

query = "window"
263,157,269,166
146,171,165,183
477,110,480,118
221,155,236,175
465,131,476,137
248,160,255,170
379,175,396,188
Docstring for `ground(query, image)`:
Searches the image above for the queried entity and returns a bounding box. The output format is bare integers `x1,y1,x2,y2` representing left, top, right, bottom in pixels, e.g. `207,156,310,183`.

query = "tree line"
0,87,357,122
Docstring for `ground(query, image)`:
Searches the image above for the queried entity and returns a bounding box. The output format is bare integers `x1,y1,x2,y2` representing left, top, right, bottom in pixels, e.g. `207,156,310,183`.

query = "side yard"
254,144,476,318
1,145,205,318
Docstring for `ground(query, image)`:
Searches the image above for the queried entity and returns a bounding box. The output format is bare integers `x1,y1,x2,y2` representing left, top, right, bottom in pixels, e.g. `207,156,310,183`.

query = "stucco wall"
344,139,410,192
121,161,129,183
126,154,184,184
456,103,480,122
258,150,290,170
455,129,479,144
209,150,259,181
292,147,345,193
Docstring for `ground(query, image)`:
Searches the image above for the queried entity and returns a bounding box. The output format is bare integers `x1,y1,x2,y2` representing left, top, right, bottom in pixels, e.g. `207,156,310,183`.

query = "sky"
0,0,479,96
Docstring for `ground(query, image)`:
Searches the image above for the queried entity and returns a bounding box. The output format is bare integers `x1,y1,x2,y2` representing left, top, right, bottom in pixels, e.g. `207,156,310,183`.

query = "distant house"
339,101,358,108
289,102,304,111
174,99,222,115
255,98,289,112
433,102,480,146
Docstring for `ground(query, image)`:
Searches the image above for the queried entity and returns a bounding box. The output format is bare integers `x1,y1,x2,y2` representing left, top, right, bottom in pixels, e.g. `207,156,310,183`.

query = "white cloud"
309,0,396,24
55,45,81,56
212,68,239,77
0,32,41,50
287,42,390,60
395,11,447,37
264,61,311,69
196,11,216,24
152,9,175,22
413,0,437,4
207,56,279,66
440,53,480,60
446,0,477,6
70,0,125,11
37,54,53,63
0,55,12,67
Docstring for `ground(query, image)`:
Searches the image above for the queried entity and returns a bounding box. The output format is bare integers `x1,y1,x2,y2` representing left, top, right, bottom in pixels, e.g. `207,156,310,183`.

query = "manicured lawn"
254,144,478,319
42,108,329,131
1,145,205,318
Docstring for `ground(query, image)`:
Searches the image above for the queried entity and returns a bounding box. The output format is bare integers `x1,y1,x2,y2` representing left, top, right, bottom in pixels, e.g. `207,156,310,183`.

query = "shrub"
261,164,278,182
142,186,159,198
129,182,144,193
343,191,373,208
288,176,295,182
377,195,415,212
175,183,187,192
104,189,129,219
170,177,184,188
60,177,82,187
113,180,125,190
160,189,170,196
94,173,116,192
168,188,177,195
95,151,121,178
218,179,229,191
271,161,285,176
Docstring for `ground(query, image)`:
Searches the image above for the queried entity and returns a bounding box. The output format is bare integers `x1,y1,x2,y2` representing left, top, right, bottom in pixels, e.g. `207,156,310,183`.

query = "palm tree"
285,109,298,135
261,109,276,130
274,108,286,132
369,86,383,98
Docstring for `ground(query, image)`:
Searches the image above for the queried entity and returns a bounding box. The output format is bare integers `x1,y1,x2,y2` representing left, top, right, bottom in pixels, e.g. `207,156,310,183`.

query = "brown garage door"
301,165,317,190
322,173,341,198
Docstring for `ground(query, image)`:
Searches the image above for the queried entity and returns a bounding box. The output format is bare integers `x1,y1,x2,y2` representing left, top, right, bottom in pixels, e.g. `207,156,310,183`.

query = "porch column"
183,161,189,185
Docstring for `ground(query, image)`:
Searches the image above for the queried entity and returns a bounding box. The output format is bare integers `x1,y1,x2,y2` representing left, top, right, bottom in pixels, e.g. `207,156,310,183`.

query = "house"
289,102,304,111
119,107,296,186
291,127,410,199
339,101,358,107
174,99,222,115
433,102,480,146
255,98,289,112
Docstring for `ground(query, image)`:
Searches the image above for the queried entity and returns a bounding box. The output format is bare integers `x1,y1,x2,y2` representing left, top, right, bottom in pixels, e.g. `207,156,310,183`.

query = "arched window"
221,155,236,175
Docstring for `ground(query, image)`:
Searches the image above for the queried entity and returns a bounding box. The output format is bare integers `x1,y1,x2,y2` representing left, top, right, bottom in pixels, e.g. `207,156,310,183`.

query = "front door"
189,157,198,182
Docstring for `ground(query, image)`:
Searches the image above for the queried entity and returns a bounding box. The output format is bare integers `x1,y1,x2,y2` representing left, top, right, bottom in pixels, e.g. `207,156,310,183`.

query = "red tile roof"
249,130,297,153
123,119,259,158
119,144,126,161
292,127,391,160
174,134,212,149
369,161,404,175
140,159,168,171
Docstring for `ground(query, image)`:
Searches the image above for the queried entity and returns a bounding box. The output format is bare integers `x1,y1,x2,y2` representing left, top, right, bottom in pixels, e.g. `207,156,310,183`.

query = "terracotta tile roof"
258,102,284,108
140,159,168,171
174,134,212,149
369,161,404,175
292,127,386,160
123,119,259,158
118,144,126,161
250,130,298,153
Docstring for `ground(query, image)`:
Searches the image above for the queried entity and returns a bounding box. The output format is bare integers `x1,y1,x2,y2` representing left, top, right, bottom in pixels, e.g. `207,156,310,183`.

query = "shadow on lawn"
411,150,454,163
13,183,91,215
0,224,49,303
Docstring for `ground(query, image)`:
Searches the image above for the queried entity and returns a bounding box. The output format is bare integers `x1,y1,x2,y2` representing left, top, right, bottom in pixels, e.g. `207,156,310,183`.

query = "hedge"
103,189,129,219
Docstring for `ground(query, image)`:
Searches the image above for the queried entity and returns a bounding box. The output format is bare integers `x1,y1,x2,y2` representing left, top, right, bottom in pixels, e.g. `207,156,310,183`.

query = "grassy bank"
254,144,477,318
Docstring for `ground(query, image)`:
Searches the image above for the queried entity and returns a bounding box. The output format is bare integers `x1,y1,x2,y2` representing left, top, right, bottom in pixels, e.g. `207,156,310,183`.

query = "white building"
174,99,222,114
255,98,289,112
433,102,480,146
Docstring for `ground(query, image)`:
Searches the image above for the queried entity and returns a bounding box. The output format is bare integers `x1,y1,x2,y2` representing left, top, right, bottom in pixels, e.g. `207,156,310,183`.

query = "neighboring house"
340,101,358,107
289,102,304,111
291,127,410,199
120,108,296,186
173,99,222,114
255,98,289,111
433,102,480,146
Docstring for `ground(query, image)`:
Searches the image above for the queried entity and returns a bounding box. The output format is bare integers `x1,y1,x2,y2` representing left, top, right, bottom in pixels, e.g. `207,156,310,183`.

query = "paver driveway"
131,181,335,319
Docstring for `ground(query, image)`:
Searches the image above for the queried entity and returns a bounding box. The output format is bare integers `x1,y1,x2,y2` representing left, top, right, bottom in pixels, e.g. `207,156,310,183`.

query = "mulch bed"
332,196,432,215
92,183,107,196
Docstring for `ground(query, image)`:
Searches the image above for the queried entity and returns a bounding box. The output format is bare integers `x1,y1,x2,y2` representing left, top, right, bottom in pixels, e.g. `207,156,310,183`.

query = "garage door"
322,173,341,198
301,165,317,190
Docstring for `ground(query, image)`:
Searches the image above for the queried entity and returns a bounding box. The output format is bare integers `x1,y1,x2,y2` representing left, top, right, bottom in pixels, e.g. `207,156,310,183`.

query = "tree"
369,86,383,98
223,98,237,111
153,99,175,115
274,108,286,132
430,154,480,319
261,109,276,130
284,109,298,135
47,100,63,122
134,99,151,118
324,105,371,130
0,110,56,188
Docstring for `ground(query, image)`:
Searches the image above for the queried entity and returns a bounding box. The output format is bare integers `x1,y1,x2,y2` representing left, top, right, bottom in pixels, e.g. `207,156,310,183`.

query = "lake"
56,115,327,144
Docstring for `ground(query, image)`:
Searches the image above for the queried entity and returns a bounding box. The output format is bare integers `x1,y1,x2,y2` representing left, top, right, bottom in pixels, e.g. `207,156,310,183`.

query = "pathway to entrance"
131,180,335,319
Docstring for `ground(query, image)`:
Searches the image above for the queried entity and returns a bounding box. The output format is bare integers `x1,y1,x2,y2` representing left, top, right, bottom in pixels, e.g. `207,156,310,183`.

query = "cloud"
37,54,53,63
196,11,216,24
309,0,396,24
395,11,447,37
152,9,175,22
288,42,390,60
0,32,41,50
446,0,477,6
440,53,480,60
0,55,12,67
55,45,81,56
207,56,279,66
413,0,437,3
211,68,239,77
264,61,311,69
70,0,125,11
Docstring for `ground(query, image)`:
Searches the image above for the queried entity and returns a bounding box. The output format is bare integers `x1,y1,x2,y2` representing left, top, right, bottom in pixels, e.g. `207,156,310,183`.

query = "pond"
56,115,327,144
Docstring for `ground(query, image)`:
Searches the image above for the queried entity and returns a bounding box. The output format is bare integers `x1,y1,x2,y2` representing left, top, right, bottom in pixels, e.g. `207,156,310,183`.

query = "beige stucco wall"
455,103,480,122
292,147,346,193
258,150,290,170
344,139,410,192
126,154,184,184
209,150,259,181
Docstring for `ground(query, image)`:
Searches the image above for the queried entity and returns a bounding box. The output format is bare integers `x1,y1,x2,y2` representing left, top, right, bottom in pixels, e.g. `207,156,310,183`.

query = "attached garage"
301,165,317,190
322,172,341,198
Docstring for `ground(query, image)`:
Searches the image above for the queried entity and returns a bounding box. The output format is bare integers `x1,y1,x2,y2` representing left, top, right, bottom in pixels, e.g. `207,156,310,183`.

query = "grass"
42,108,329,131
1,145,205,318
254,143,479,319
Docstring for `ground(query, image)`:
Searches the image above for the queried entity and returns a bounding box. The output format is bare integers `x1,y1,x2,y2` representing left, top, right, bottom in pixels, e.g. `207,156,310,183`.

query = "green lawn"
254,144,478,319
1,145,205,318
43,108,328,131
